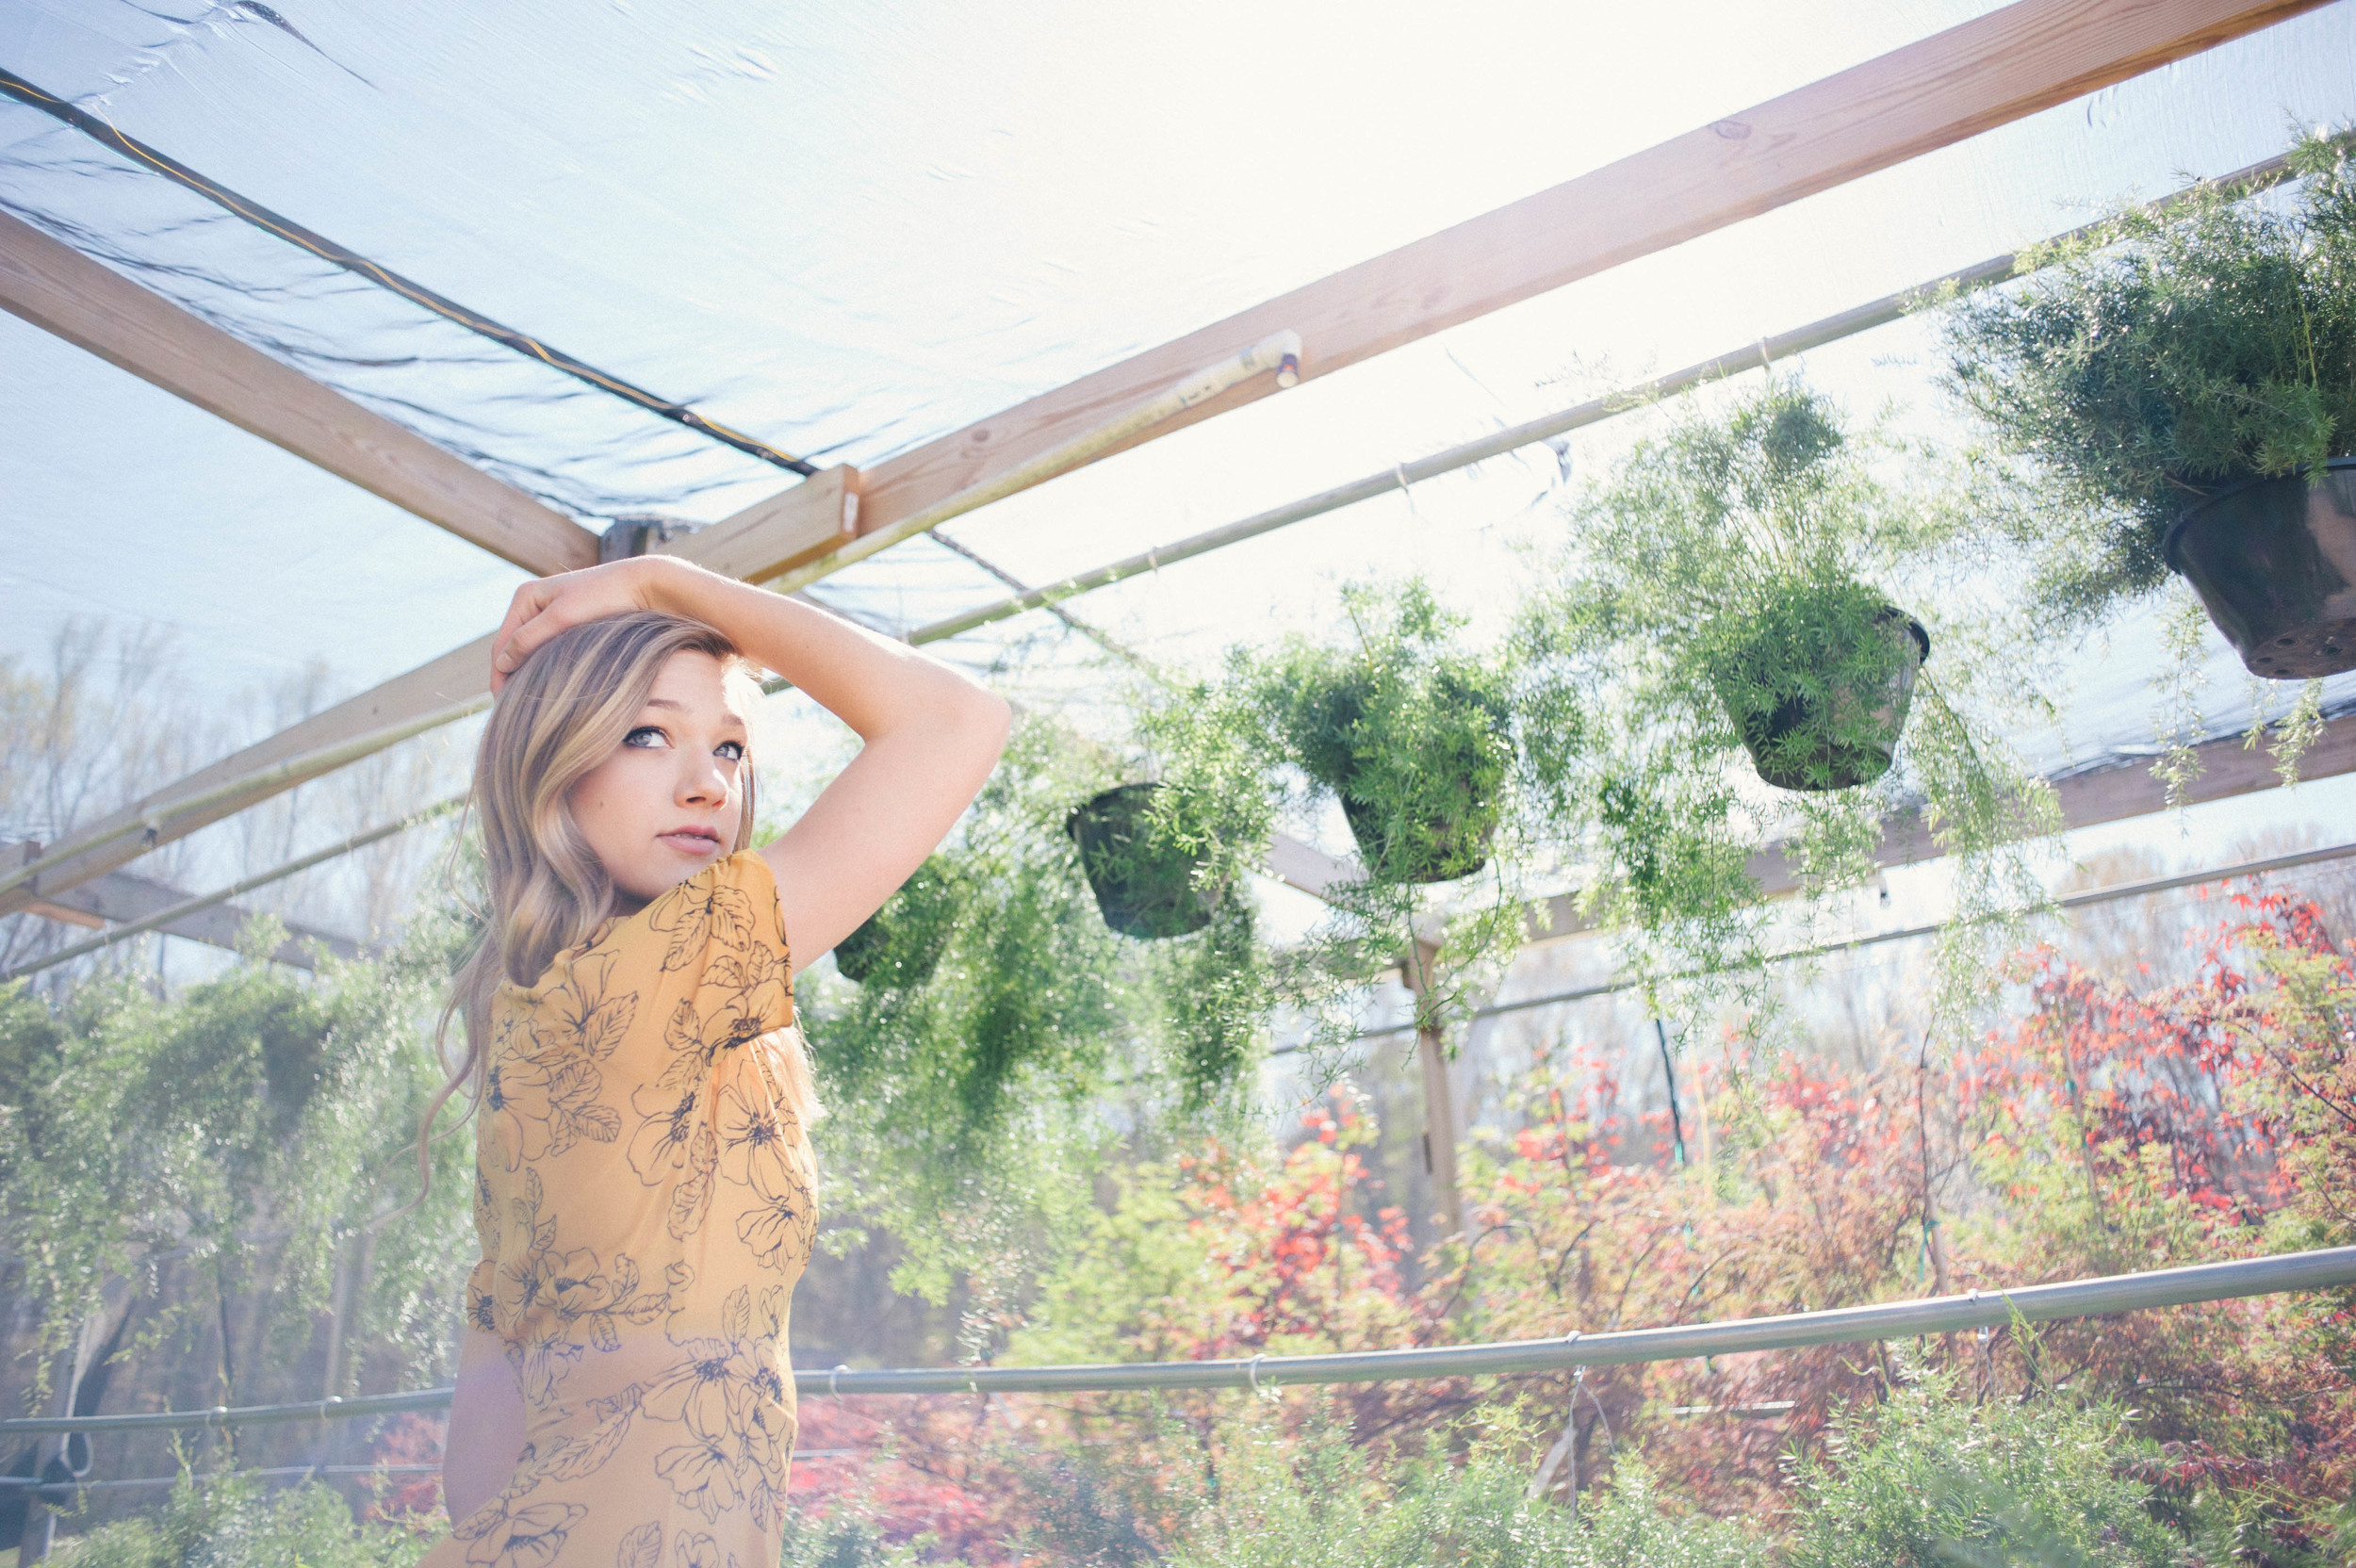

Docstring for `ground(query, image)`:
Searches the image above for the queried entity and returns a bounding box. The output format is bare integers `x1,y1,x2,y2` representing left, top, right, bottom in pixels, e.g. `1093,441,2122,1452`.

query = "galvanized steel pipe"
8,1246,2349,1434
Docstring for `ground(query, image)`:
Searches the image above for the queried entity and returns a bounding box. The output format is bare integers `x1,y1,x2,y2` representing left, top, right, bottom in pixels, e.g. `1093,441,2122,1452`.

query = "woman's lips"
658,830,722,855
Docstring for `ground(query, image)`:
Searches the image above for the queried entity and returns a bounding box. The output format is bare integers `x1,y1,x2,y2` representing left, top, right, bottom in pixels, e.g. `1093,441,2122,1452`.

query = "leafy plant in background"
1146,579,1584,1045
1938,131,2356,632
45,1469,431,1567
831,856,962,988
0,914,477,1416
1528,380,2054,1026
805,714,1272,1304
1783,1366,2181,1568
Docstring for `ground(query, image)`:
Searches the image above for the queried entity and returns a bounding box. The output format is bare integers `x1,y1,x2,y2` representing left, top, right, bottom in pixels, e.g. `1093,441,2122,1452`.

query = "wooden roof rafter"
0,209,600,576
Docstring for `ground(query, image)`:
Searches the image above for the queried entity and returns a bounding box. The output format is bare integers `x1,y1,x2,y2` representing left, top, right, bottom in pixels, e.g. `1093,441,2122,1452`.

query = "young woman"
417,554,1010,1568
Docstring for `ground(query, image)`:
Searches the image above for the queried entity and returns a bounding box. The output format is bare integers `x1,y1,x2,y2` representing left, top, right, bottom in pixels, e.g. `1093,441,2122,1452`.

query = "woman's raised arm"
489,555,1011,969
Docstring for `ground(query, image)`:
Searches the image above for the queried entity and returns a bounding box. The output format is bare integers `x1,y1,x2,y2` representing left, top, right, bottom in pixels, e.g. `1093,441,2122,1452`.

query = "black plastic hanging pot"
1335,784,1498,885
2163,457,2356,678
831,859,955,986
1067,783,1214,939
1311,674,1506,886
1719,606,1930,792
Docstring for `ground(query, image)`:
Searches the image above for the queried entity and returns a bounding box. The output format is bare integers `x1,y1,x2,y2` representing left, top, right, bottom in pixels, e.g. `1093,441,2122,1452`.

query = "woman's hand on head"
491,557,695,693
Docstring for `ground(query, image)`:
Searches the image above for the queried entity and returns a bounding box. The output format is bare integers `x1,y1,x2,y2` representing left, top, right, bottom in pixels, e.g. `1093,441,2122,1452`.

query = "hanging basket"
832,859,956,986
1067,783,1214,939
1313,676,1507,886
1718,605,1930,792
1335,786,1497,885
2164,457,2356,678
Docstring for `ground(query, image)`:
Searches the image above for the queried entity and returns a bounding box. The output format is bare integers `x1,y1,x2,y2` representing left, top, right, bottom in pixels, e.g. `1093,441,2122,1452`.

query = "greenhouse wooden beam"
1504,710,2356,943
0,209,598,576
0,471,859,921
4,842,354,970
1751,709,2356,899
843,0,2325,551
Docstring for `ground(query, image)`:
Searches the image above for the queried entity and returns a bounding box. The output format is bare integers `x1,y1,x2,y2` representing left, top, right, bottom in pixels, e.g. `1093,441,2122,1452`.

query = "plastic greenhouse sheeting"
7,0,2356,932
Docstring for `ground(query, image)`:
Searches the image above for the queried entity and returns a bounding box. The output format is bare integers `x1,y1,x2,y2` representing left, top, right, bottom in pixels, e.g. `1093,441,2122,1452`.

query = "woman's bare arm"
443,1324,524,1525
489,556,1011,968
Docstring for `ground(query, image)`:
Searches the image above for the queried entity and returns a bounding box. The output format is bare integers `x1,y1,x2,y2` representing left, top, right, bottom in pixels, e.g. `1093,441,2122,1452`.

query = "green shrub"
1153,1405,1754,1568
50,1474,428,1568
1785,1370,2179,1568
777,1506,944,1568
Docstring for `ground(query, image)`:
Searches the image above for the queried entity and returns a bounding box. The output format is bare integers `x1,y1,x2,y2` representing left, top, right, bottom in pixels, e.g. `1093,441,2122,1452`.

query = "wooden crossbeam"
1503,712,2356,944
5,841,356,969
845,0,2328,549
0,0,2319,919
0,209,599,576
1751,712,2356,899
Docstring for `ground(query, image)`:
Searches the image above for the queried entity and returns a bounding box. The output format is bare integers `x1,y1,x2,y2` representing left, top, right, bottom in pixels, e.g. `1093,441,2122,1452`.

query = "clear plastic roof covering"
8,0,2356,959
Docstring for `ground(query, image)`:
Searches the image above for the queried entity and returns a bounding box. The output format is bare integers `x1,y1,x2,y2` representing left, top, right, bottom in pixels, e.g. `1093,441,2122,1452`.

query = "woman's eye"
715,741,745,763
623,726,669,749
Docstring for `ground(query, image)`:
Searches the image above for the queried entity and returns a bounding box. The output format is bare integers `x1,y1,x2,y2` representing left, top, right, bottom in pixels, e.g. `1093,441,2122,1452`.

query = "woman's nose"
679,757,730,805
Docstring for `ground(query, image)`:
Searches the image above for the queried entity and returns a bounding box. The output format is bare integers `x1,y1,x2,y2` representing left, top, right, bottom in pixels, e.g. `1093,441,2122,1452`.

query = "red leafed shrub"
1179,1102,1419,1357
358,1411,445,1523
789,883,2356,1554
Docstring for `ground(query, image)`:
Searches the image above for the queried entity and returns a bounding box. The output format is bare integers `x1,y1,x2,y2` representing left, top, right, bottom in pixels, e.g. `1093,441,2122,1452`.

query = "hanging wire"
0,65,820,477
1653,1018,1688,1167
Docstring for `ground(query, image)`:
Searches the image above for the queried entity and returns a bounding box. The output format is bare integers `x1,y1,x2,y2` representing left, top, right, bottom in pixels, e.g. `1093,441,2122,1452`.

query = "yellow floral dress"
422,853,819,1568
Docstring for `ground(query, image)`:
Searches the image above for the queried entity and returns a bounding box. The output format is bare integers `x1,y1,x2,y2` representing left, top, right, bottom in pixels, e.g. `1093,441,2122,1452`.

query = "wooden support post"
1401,939,1465,1240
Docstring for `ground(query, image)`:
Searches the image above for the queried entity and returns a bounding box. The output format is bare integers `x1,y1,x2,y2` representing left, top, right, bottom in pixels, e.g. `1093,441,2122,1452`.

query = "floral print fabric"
421,853,817,1568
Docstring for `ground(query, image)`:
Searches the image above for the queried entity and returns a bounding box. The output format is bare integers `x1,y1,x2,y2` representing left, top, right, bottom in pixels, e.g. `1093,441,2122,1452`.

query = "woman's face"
569,649,749,908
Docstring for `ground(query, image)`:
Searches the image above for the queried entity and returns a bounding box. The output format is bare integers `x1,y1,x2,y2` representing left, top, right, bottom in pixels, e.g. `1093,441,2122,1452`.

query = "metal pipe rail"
8,1246,2351,1433
1,795,466,983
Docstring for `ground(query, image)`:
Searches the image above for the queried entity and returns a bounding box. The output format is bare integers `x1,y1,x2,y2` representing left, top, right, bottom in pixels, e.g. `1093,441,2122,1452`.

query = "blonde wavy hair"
413,611,816,1202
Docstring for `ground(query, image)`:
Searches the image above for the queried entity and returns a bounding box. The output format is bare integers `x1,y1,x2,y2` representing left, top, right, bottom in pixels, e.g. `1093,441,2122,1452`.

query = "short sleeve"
739,852,794,1018
464,1255,499,1336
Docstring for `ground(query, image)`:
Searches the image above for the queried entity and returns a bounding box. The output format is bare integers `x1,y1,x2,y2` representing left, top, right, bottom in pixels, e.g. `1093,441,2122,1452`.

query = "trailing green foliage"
1528,381,2053,1025
1939,131,2356,627
0,914,477,1408
832,857,961,987
1145,580,1583,1041
804,715,1269,1300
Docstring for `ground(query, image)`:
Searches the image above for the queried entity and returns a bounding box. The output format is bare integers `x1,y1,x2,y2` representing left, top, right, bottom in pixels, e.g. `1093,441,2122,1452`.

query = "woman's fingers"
487,561,674,692
489,579,570,693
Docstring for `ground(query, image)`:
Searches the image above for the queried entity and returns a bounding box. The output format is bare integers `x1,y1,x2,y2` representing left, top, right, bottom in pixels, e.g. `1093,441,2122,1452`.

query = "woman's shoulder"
495,854,786,1010
632,851,788,972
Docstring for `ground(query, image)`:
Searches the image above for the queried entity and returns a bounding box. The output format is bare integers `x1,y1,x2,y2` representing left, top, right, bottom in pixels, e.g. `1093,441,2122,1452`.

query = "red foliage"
358,1412,445,1523
1176,1102,1416,1357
